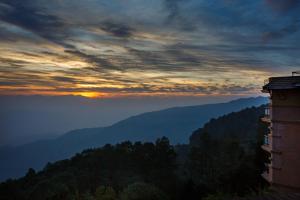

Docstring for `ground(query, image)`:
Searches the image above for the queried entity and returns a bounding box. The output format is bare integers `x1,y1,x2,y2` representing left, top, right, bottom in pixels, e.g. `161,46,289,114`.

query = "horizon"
0,94,269,183
0,94,266,147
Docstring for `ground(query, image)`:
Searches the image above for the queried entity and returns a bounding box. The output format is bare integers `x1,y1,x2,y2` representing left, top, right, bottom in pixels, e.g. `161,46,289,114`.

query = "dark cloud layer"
99,21,135,38
163,0,196,31
0,0,68,44
64,49,116,71
266,0,299,12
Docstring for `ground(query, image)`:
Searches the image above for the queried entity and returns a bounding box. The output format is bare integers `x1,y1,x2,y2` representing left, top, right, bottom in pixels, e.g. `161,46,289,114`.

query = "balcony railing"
262,171,271,182
265,106,270,117
261,106,271,123
264,135,269,145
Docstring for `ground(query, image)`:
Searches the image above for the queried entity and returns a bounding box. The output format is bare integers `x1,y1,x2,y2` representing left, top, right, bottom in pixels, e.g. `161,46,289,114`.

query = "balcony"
264,134,269,145
261,106,271,123
265,106,270,116
262,144,271,153
262,134,271,153
262,171,272,183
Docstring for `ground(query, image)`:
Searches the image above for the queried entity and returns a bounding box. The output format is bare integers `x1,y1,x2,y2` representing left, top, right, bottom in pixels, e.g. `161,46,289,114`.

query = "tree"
120,182,169,200
25,168,36,178
82,192,95,200
95,186,117,200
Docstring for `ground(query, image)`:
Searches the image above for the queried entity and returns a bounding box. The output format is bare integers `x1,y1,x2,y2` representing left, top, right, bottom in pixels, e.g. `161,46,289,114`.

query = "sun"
75,92,102,98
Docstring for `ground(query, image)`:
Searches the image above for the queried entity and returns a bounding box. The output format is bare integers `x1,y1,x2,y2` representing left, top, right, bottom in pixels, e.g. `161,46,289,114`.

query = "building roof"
262,76,300,92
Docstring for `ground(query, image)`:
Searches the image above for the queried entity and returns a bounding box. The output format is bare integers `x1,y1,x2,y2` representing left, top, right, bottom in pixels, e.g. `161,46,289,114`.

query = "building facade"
261,75,300,192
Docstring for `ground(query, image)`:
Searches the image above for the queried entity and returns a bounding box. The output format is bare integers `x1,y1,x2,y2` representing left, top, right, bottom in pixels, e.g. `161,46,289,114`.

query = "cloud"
262,19,300,42
64,49,116,71
1,0,300,97
163,0,183,24
0,0,70,46
127,48,172,69
265,0,299,12
99,21,135,38
162,0,196,31
51,76,78,83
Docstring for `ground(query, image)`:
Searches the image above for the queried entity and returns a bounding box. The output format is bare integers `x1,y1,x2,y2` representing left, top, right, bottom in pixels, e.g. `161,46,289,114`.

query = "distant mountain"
0,95,242,146
0,103,269,200
0,96,268,181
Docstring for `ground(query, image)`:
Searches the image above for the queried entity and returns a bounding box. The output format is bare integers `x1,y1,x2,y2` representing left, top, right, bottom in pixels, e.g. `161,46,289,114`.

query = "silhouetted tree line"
0,106,269,200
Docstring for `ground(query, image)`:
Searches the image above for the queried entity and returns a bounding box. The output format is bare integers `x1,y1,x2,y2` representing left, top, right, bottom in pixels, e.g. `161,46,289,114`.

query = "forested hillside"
190,106,266,145
0,105,269,200
0,97,267,181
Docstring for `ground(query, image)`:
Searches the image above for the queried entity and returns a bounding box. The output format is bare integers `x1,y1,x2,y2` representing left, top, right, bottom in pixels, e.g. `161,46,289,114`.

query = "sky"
0,0,299,98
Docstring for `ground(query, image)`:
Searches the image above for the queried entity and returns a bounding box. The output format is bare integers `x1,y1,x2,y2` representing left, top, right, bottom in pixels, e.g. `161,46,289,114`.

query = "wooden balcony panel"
262,144,272,153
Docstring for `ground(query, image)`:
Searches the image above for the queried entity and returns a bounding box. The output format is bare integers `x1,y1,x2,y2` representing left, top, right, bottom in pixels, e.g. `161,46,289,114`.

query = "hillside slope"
190,105,266,146
0,104,269,200
0,97,267,181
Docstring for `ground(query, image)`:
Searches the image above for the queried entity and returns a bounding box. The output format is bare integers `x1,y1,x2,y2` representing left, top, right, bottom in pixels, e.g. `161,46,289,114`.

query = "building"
261,73,300,192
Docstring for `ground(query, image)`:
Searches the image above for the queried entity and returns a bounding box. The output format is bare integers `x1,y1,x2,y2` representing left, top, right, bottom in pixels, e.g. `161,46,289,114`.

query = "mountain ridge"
0,103,269,200
0,96,268,181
